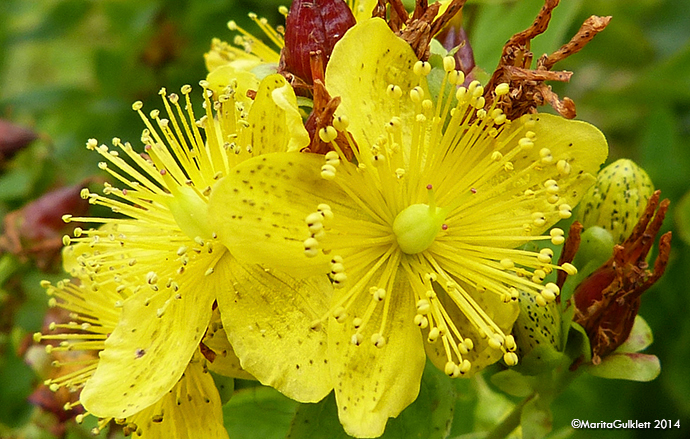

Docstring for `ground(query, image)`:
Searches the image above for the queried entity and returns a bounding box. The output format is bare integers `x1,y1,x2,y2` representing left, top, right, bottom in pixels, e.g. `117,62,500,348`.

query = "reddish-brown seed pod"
279,0,356,84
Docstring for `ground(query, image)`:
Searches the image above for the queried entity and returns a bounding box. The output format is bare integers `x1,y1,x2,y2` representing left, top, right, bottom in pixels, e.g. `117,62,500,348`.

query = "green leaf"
287,361,457,439
583,353,661,382
615,315,653,354
223,386,298,439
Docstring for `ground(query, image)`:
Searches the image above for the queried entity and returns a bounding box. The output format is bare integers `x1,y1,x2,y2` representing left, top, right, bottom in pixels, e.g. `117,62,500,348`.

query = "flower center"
166,186,213,240
393,185,447,254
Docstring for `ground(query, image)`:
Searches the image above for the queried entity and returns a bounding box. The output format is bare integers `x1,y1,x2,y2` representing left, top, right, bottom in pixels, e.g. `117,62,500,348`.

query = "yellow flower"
35,268,229,438
209,18,608,437
54,73,333,421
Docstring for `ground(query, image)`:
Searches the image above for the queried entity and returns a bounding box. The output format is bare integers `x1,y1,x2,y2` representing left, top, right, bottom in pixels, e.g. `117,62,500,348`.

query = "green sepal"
563,322,592,365
583,353,661,382
616,315,653,354
490,369,534,398
559,226,613,304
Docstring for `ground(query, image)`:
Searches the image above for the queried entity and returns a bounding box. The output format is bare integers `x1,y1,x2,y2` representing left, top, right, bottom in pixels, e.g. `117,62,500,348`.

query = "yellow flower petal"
326,18,429,164
349,0,378,22
214,253,333,402
247,74,310,155
328,266,426,438
124,355,228,439
470,113,608,239
209,152,366,275
80,255,218,418
202,308,255,381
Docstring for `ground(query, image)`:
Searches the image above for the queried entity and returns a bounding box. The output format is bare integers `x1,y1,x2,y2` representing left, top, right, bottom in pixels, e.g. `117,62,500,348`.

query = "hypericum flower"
208,18,608,437
55,74,333,421
34,268,229,438
575,158,655,244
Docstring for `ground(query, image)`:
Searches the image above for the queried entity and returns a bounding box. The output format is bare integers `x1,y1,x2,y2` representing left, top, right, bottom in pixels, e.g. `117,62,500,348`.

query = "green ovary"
393,203,446,254
166,186,213,240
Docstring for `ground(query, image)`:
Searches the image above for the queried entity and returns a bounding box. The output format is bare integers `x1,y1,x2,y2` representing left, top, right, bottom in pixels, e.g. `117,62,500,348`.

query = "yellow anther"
325,151,340,166
320,164,337,180
491,151,503,162
550,228,565,245
332,272,347,287
505,335,517,351
488,335,503,350
416,299,431,314
318,126,338,143
410,86,424,103
518,137,534,150
351,333,363,346
414,314,429,328
303,237,320,257
455,86,468,101
504,352,519,366
495,83,510,96
532,212,546,227
333,115,349,131
427,327,440,343
443,56,456,72
541,288,556,303
371,333,386,348
561,262,578,275
557,159,571,175
444,361,458,376
460,360,472,374
535,294,548,307
540,148,553,164
559,203,572,219
500,258,514,269
333,307,348,323
413,60,432,76
352,317,363,328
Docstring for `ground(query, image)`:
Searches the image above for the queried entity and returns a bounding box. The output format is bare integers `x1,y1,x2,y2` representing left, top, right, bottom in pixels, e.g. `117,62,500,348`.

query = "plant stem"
484,392,536,439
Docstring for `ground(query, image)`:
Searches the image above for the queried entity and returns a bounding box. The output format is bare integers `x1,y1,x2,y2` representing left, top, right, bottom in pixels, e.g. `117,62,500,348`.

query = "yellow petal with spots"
80,254,219,418
326,18,429,165
209,152,366,276
328,266,426,438
124,355,228,439
206,65,259,106
202,308,256,381
476,114,608,237
247,74,309,155
215,254,333,402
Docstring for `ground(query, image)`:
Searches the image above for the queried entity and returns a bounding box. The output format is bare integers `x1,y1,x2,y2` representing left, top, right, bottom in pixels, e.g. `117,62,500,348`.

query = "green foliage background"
1,0,688,438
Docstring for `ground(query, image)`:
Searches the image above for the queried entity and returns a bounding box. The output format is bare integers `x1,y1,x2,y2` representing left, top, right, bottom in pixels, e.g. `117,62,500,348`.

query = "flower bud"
576,159,655,244
279,0,356,84
512,289,561,360
572,191,671,364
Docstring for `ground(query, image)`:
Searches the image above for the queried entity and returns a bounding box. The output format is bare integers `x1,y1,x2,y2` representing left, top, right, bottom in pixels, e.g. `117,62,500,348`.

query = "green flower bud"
576,159,654,243
513,289,562,359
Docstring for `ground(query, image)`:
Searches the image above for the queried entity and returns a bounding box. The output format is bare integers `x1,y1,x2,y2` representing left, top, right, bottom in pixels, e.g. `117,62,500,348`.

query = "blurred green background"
0,0,688,438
